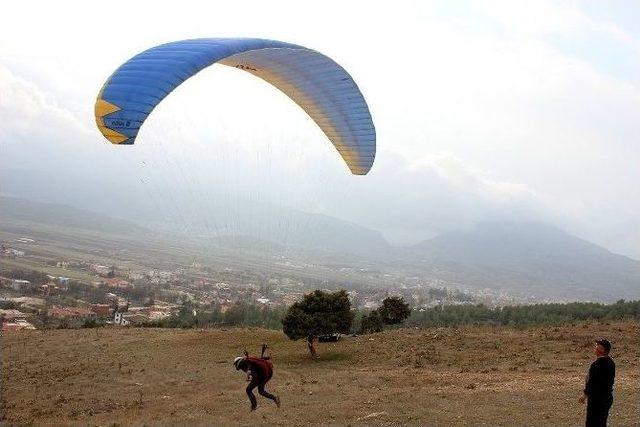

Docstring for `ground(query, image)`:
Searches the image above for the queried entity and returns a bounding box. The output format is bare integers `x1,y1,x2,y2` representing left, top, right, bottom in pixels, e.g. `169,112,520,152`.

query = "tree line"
149,291,640,338
144,302,287,330
407,300,640,328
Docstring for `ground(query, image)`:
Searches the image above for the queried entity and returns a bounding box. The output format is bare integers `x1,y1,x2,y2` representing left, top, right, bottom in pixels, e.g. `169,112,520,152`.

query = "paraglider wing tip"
350,164,373,175
95,98,133,144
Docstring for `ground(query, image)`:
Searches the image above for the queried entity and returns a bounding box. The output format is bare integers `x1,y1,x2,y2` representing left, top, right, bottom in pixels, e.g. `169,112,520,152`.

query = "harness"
246,356,273,380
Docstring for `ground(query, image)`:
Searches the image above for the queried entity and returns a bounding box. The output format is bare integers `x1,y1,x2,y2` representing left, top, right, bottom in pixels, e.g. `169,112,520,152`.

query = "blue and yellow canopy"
95,38,375,175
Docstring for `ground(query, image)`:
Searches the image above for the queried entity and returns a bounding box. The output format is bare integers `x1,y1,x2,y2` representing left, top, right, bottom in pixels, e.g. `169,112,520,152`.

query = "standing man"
579,338,615,427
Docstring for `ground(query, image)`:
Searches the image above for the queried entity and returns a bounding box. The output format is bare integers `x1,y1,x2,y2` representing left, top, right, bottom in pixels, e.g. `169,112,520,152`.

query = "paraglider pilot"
234,344,281,411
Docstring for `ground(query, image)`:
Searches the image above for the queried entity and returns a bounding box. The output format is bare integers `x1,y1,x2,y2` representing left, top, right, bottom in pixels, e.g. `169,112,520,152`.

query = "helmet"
233,356,244,369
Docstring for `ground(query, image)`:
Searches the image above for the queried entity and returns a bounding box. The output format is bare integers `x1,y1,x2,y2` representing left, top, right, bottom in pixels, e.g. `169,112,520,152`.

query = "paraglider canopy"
95,38,376,175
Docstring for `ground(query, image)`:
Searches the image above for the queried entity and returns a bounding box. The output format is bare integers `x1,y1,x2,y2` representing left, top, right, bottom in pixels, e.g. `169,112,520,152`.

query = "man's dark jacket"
584,355,615,400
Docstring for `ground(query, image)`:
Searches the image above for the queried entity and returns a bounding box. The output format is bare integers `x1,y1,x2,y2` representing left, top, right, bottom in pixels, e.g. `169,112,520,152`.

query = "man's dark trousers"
586,395,612,427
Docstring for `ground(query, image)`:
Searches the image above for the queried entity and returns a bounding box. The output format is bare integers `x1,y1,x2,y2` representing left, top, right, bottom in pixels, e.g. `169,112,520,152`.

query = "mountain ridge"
404,222,640,300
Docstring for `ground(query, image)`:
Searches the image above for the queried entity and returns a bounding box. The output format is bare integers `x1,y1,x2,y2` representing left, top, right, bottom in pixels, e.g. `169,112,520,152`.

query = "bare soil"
2,321,639,426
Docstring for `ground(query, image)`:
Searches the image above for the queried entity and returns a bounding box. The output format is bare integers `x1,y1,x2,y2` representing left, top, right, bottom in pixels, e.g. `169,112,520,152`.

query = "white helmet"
233,356,244,369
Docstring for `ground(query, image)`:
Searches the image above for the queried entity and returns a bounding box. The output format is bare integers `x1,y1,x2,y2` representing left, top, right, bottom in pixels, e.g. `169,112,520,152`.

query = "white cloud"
0,64,89,142
317,150,558,245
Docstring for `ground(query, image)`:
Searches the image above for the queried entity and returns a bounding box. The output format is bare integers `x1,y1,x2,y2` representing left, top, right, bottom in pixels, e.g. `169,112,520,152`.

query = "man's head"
594,338,611,356
233,356,248,371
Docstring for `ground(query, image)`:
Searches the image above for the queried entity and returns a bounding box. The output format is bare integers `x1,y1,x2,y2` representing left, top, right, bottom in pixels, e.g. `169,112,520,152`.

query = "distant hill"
0,196,150,237
402,222,640,300
3,169,639,300
0,168,391,257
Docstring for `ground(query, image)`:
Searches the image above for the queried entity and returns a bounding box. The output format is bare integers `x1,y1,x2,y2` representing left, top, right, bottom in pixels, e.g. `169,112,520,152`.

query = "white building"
113,312,130,326
11,279,30,291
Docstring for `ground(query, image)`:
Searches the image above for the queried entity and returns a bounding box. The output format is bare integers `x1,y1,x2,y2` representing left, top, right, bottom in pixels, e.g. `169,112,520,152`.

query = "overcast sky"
1,0,639,257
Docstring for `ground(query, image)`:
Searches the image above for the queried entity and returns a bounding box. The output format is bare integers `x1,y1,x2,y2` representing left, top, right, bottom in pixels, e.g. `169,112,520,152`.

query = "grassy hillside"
2,322,639,426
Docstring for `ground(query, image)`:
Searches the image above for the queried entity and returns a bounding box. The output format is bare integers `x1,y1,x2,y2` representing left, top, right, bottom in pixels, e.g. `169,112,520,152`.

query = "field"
2,321,639,426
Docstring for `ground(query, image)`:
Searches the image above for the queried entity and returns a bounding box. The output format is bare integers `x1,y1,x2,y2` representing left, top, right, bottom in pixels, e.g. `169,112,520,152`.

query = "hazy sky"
1,1,640,257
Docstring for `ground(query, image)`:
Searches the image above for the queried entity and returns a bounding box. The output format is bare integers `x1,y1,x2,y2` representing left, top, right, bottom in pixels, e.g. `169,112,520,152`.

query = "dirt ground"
2,321,639,426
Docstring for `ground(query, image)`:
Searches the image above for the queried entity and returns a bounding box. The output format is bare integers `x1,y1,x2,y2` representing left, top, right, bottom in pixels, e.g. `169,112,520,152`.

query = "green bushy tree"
282,290,353,357
379,296,411,325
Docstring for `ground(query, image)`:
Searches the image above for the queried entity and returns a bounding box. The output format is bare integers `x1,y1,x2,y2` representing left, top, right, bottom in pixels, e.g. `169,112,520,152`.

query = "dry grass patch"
2,322,638,426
